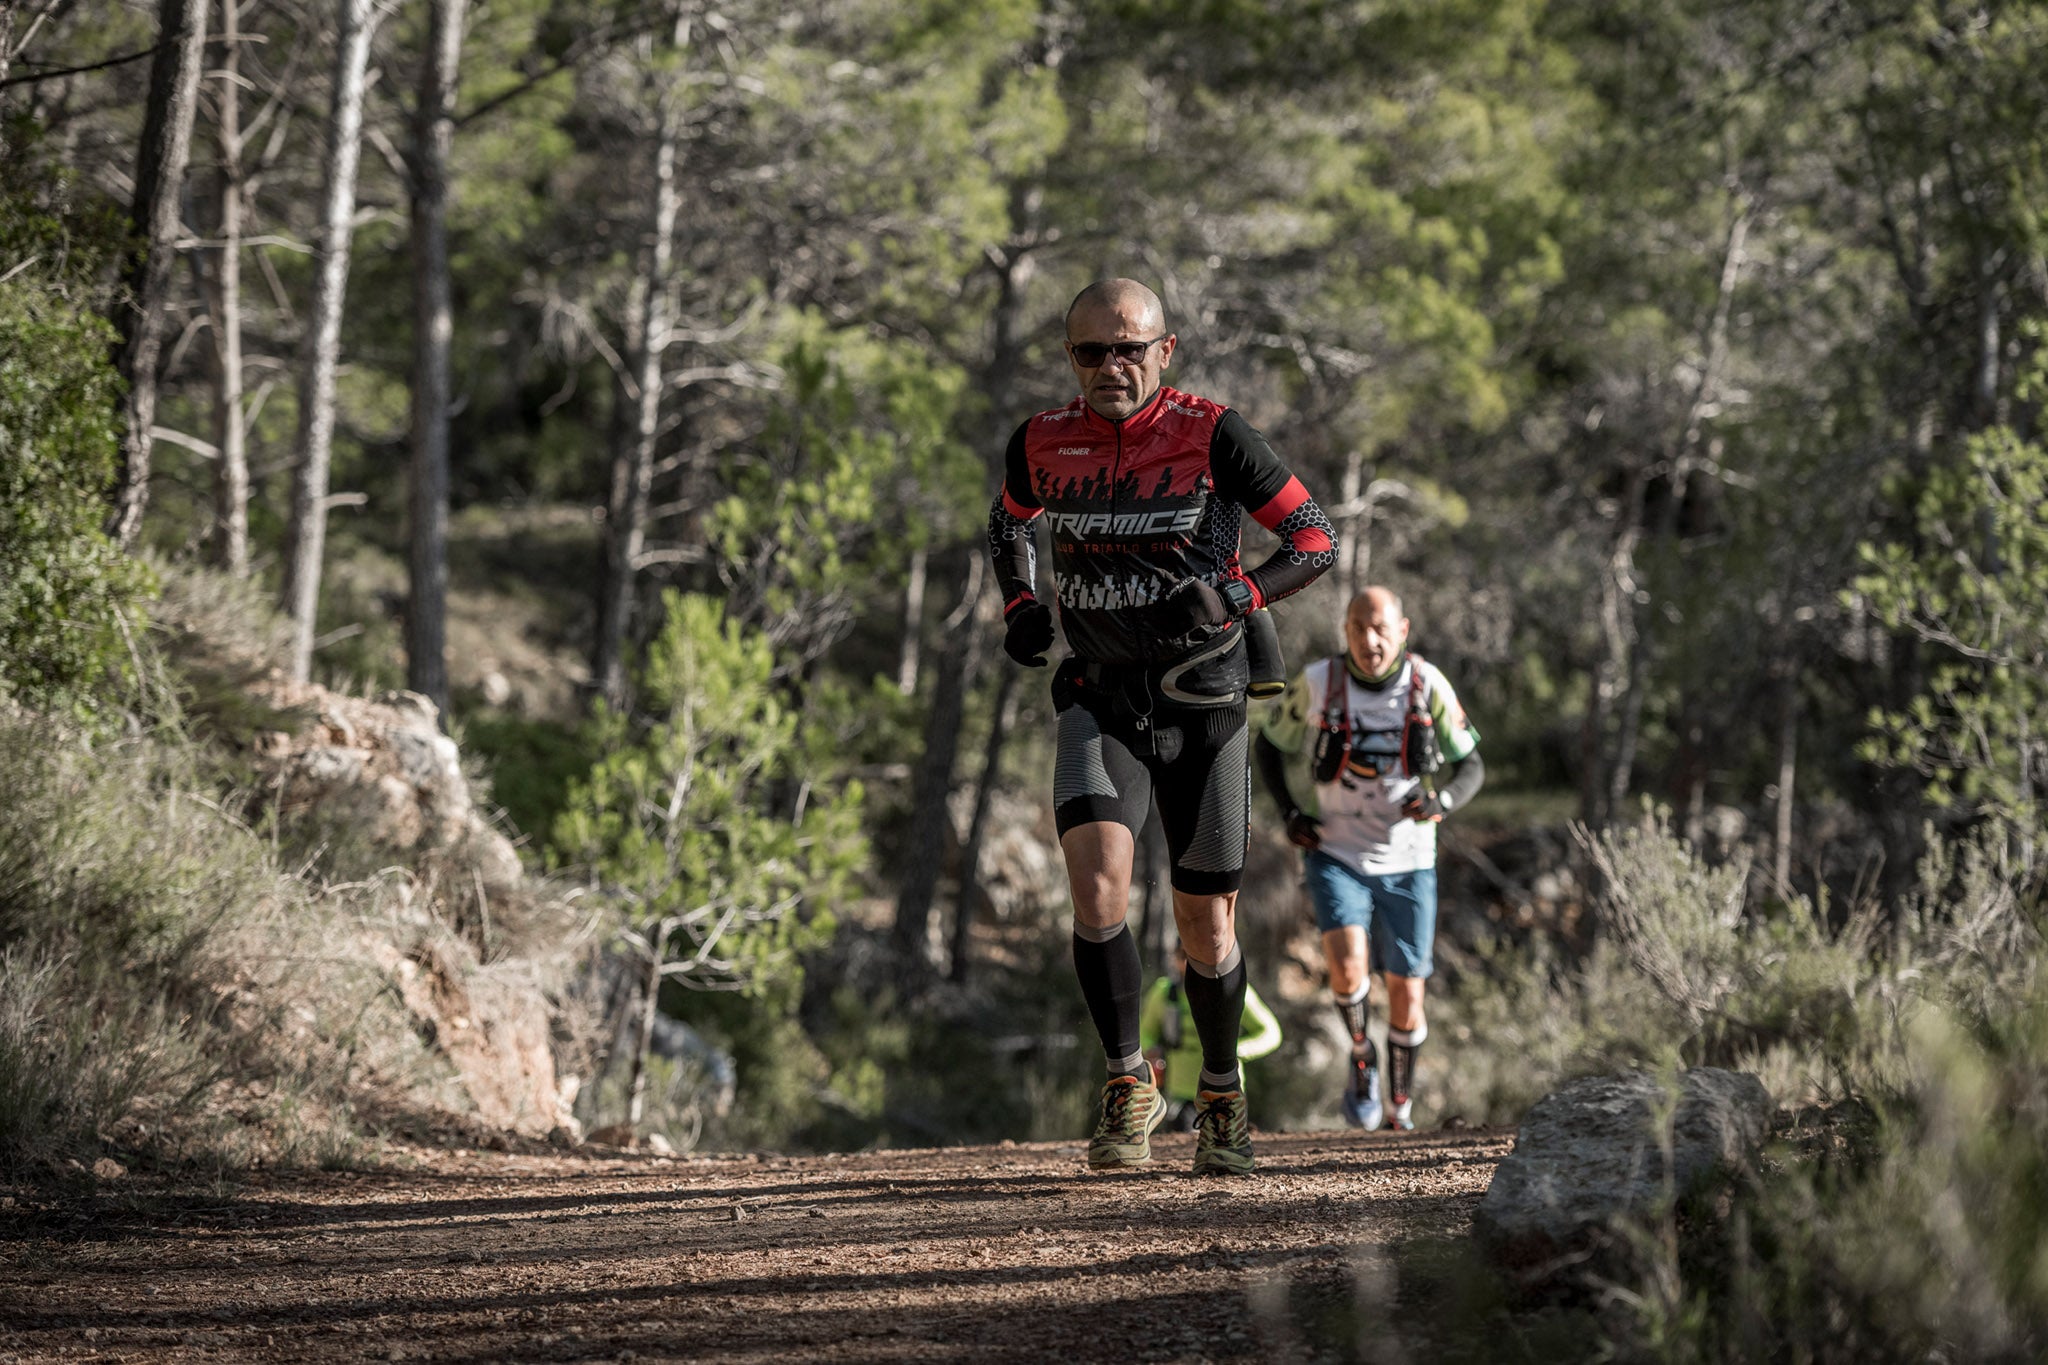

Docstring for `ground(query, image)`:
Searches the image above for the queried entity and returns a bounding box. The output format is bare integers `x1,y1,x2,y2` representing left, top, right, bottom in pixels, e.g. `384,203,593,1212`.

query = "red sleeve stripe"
1250,476,1309,527
1002,489,1042,520
1252,476,1333,553
1005,592,1037,618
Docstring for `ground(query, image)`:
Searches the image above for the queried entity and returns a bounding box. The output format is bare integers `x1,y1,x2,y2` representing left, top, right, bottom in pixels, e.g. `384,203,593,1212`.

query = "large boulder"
1474,1067,1775,1287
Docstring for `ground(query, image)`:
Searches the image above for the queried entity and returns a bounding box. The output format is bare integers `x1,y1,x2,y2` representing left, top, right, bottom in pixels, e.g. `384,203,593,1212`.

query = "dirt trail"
1,1127,1511,1363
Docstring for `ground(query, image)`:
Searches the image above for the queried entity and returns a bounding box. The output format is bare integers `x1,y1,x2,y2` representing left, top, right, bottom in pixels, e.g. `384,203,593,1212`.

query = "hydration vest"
1310,654,1443,786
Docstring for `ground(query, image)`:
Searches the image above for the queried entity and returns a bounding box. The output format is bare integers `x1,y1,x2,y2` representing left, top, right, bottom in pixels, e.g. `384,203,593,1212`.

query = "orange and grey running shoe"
1087,1073,1167,1170
1191,1087,1255,1176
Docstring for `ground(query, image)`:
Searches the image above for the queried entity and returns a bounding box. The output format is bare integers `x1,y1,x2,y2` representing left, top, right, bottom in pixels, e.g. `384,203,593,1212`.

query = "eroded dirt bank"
1,1128,1512,1363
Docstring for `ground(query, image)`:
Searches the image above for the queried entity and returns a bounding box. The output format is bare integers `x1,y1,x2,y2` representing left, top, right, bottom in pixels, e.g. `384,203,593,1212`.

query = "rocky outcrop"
1473,1068,1775,1288
948,787,1065,923
248,678,577,1141
365,935,581,1141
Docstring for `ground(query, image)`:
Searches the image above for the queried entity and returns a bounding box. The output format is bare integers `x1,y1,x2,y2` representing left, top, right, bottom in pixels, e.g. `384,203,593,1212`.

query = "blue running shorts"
1301,854,1437,979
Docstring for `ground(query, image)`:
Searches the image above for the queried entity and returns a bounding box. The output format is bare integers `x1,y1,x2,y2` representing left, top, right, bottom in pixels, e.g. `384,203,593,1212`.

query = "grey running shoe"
1341,1055,1384,1130
1191,1087,1255,1176
1087,1074,1167,1170
1387,1094,1416,1131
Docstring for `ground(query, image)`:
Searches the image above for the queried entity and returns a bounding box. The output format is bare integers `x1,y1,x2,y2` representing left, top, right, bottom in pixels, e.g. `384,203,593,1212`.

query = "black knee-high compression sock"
1388,1022,1426,1101
1072,920,1147,1079
1182,941,1247,1092
1334,987,1377,1072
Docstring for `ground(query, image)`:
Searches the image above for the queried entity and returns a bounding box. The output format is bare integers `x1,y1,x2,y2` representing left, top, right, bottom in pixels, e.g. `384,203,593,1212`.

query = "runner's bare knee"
1172,890,1238,967
1063,821,1136,932
1385,973,1426,1032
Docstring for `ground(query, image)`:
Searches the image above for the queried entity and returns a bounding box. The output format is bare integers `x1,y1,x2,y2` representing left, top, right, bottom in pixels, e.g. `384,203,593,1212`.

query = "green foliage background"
554,590,863,996
2,0,2047,1353
0,154,152,717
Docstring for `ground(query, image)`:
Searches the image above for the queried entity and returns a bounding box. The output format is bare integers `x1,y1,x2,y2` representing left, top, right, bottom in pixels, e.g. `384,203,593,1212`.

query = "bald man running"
987,278,1337,1175
1253,586,1486,1131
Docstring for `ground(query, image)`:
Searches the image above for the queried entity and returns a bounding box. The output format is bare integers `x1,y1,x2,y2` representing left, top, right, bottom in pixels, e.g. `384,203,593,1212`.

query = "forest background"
2,0,2046,1355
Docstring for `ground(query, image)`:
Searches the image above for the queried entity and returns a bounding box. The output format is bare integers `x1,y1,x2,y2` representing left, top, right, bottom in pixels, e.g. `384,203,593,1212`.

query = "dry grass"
0,709,436,1178
0,564,603,1181
1429,808,2048,1360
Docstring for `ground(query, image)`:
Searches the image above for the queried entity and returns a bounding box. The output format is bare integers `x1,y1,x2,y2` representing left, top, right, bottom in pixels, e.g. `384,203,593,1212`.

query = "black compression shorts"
1049,630,1252,897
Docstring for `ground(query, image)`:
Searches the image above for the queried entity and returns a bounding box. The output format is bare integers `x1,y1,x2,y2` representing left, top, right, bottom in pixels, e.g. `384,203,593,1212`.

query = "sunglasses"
1068,336,1168,368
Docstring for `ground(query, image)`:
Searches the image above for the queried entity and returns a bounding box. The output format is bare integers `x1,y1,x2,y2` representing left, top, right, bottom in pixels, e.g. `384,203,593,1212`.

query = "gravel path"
1,1127,1512,1363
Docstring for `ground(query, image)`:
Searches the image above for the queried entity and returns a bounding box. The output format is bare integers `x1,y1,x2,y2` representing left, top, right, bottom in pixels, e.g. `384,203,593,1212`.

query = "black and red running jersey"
987,385,1336,666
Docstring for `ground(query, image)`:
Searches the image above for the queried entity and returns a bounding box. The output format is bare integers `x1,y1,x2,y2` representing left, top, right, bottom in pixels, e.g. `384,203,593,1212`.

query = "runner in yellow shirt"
1140,947,1282,1130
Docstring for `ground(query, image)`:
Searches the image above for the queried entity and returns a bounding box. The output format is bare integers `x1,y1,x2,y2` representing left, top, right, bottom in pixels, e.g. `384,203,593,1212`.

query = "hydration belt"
1073,624,1244,710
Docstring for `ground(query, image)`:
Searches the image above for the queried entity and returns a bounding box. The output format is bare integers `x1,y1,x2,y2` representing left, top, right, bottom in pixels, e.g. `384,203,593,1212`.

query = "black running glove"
1003,598,1055,667
1285,809,1322,850
1133,579,1232,639
1401,791,1450,823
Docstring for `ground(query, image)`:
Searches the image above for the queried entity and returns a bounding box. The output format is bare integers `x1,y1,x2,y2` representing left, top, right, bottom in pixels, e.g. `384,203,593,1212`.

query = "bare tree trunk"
1336,451,1367,598
1576,709,1605,829
0,1,30,138
1772,666,1797,895
1605,202,1751,822
1138,807,1170,968
949,645,1018,983
893,571,986,961
1677,714,1707,849
107,0,210,549
1586,497,1637,827
592,385,635,704
208,0,249,574
1971,254,2004,431
593,15,685,710
1603,529,1644,819
903,185,1048,965
282,0,379,683
405,0,465,718
905,184,1046,965
981,180,1041,429
896,546,926,695
624,922,672,1134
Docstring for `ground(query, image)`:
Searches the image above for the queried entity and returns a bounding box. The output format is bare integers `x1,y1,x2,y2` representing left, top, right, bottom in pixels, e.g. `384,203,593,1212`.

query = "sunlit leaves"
554,591,863,993
708,317,978,642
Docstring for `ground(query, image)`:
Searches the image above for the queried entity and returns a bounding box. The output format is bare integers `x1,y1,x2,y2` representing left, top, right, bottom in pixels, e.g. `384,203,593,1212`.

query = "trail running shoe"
1087,1074,1167,1170
1191,1088,1255,1176
1387,1094,1416,1132
1341,1056,1384,1131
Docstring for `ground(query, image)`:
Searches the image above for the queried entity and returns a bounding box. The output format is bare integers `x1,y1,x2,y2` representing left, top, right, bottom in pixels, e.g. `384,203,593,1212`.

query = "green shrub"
1607,991,2048,1365
555,591,865,992
1856,350,2048,863
554,591,869,1137
0,145,154,714
0,250,153,716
